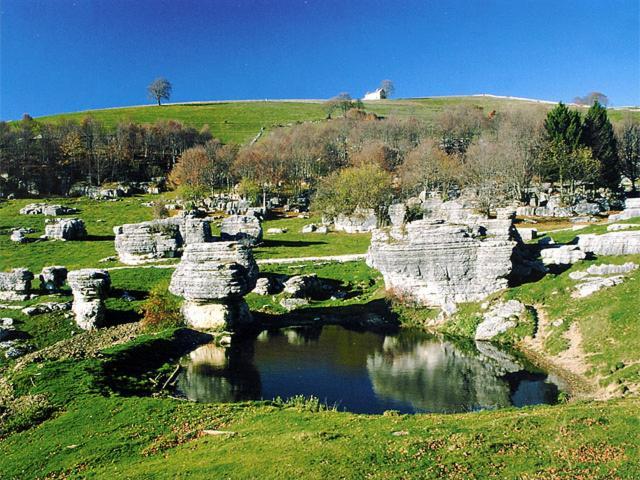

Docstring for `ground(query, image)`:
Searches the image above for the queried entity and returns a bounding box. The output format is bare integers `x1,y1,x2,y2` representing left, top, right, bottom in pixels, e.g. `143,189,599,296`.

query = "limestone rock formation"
573,276,624,298
608,198,640,222
169,242,258,331
67,269,111,330
475,300,525,341
10,229,28,243
516,227,537,241
607,223,634,232
20,203,78,216
39,266,68,293
45,218,87,240
301,224,317,233
367,219,516,307
586,262,637,276
220,215,262,245
114,220,181,264
540,245,586,266
283,274,323,298
577,231,640,256
0,268,34,301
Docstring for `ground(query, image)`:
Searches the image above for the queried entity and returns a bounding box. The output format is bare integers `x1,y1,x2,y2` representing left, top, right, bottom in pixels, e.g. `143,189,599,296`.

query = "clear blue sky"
1,0,638,120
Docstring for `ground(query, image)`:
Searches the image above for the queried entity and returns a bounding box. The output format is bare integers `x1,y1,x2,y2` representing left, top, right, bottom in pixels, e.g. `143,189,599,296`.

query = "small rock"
301,224,317,233
266,228,287,234
316,225,329,234
391,431,409,436
280,297,309,311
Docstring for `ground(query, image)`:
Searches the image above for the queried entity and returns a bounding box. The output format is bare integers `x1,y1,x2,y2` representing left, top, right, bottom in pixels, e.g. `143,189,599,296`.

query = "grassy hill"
36,96,640,145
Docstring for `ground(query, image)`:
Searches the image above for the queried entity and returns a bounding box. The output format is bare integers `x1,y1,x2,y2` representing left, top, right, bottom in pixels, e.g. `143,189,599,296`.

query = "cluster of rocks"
301,224,329,234
169,242,258,331
250,272,334,311
220,215,263,245
19,203,78,216
67,269,111,330
114,216,212,264
334,208,378,233
22,301,71,316
10,228,32,243
515,192,606,218
367,217,516,310
45,218,87,240
569,262,637,298
608,198,640,222
540,245,586,266
69,181,163,199
475,300,525,341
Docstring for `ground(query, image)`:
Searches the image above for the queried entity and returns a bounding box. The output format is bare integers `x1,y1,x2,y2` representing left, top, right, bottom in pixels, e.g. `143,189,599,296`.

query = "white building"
363,88,386,100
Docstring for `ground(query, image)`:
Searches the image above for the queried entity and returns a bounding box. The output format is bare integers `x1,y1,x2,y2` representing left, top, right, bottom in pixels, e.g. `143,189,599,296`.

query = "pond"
176,325,562,414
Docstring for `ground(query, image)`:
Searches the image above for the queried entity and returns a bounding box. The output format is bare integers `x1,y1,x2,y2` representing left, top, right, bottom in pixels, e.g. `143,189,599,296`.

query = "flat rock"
475,300,525,341
540,245,586,266
578,231,640,256
220,215,262,246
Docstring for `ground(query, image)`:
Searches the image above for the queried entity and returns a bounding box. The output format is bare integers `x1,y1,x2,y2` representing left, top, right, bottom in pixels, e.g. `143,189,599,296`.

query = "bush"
138,280,183,331
152,202,169,219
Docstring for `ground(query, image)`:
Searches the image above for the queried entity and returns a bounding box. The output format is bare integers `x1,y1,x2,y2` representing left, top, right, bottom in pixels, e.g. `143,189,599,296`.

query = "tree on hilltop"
583,101,619,189
147,77,172,106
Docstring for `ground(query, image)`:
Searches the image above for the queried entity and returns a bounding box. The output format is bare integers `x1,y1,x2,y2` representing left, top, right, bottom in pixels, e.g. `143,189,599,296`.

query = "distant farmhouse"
363,88,387,100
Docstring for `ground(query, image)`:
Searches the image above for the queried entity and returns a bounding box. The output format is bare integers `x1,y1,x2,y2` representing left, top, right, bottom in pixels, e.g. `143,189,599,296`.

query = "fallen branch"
161,364,181,391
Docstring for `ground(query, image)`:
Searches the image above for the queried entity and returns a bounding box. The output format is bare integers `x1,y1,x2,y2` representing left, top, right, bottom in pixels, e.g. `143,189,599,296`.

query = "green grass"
255,215,371,259
33,97,640,145
0,196,155,272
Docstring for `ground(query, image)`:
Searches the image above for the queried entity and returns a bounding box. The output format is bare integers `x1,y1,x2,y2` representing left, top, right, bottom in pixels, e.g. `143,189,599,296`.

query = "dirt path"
105,253,368,271
522,305,600,398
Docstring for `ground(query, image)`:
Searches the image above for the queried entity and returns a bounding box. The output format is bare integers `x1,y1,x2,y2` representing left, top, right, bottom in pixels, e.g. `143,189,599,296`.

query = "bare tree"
573,92,609,106
147,77,172,106
380,79,395,98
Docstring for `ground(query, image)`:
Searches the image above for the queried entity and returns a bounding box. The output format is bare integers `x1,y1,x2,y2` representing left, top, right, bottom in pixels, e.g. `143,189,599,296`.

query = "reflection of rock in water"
367,335,515,412
474,340,523,374
177,343,261,402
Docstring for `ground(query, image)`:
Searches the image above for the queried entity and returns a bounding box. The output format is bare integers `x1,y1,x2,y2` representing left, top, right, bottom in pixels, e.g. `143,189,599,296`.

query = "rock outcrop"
573,276,624,298
169,242,258,331
220,215,262,246
45,218,87,240
475,300,525,341
39,266,68,293
113,217,212,264
20,203,78,216
577,231,640,256
0,268,34,301
367,219,516,307
10,229,28,243
608,198,640,222
540,245,586,266
67,269,111,330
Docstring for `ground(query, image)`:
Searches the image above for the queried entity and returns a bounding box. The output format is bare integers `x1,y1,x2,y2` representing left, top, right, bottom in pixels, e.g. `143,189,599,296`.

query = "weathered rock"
252,277,273,295
67,269,110,330
516,227,537,241
475,300,525,341
367,220,516,307
169,242,258,331
301,224,317,233
573,276,624,298
182,218,212,244
283,274,323,298
334,208,377,233
569,216,598,224
280,297,309,311
45,218,87,240
10,229,29,243
220,215,262,245
20,203,78,216
540,245,586,266
568,271,589,281
266,228,287,234
577,231,640,256
0,268,34,301
39,266,68,293
316,225,329,234
22,301,72,316
114,220,182,264
586,262,638,276
573,201,601,216
388,203,407,226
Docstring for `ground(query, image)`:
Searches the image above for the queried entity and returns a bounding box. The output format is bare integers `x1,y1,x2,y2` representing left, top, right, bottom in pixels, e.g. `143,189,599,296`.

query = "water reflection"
177,325,560,414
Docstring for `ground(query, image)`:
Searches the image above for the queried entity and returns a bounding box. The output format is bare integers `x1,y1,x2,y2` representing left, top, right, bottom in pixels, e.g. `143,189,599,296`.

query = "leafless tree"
147,77,172,106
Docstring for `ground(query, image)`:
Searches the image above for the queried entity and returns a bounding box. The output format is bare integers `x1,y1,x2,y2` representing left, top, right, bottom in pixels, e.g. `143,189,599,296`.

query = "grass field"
34,97,640,145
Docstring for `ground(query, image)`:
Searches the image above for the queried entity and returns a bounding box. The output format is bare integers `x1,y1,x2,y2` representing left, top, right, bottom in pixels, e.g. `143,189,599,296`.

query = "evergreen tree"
582,101,620,189
544,102,583,148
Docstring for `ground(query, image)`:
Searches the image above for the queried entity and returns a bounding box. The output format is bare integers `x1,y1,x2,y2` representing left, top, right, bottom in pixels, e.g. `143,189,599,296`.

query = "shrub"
138,280,183,331
152,202,169,219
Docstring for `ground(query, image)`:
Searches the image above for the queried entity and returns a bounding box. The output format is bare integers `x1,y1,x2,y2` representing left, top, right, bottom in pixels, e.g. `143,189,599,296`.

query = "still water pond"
177,325,561,414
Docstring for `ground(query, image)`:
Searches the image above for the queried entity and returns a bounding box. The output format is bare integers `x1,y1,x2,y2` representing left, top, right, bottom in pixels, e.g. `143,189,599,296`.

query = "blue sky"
1,0,638,120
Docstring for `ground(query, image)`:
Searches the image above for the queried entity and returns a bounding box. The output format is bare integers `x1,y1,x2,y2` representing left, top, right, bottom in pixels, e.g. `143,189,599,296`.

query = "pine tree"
583,101,620,189
544,102,583,148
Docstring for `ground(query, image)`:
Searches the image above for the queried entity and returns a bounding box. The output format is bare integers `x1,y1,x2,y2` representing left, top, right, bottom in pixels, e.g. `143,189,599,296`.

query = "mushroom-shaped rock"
39,266,68,293
169,242,258,331
220,215,262,246
67,269,110,330
0,268,34,301
114,220,182,264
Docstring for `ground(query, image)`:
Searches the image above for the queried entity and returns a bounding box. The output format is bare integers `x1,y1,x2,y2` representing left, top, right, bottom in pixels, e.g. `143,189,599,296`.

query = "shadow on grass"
85,234,115,241
259,239,327,249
